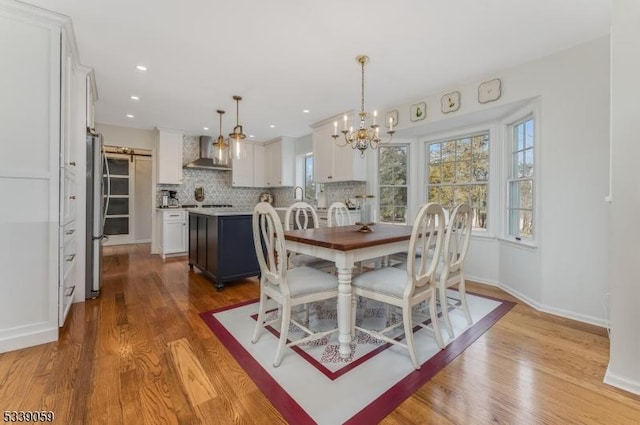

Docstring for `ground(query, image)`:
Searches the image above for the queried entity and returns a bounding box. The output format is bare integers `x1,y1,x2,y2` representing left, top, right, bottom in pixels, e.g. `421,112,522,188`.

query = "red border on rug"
200,293,515,425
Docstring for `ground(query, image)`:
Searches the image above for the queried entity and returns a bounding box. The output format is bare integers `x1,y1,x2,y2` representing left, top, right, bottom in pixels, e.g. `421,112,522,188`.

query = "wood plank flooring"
1,243,639,424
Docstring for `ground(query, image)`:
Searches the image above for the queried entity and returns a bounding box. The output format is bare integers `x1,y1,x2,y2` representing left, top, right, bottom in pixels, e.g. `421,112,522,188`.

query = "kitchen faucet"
293,186,304,200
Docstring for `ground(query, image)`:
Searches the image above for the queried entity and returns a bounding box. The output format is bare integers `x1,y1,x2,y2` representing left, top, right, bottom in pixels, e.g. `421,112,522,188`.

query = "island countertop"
186,207,253,216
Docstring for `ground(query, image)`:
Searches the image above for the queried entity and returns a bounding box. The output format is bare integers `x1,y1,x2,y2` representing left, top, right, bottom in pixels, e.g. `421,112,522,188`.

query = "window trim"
500,101,540,247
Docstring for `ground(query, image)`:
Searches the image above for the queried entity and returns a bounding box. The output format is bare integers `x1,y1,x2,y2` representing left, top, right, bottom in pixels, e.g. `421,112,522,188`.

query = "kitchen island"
187,208,260,289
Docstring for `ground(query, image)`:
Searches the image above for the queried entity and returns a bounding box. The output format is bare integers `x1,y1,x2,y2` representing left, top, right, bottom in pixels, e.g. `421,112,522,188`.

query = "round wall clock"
478,78,501,104
441,91,460,114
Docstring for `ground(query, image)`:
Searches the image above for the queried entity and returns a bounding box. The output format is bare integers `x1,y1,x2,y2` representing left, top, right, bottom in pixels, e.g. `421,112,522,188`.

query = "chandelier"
332,55,394,157
212,109,229,166
229,95,246,160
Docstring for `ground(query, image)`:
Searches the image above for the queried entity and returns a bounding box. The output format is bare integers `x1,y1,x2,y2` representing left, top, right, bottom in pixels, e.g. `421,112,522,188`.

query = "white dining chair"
327,201,352,227
251,202,339,367
284,202,333,270
351,202,446,369
438,202,473,339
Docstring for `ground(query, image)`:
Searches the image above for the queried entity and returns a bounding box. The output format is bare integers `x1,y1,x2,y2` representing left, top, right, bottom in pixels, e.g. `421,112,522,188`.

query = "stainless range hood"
183,136,232,170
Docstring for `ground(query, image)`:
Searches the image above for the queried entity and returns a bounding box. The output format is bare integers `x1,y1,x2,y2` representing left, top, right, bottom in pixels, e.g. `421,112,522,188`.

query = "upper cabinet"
156,129,183,184
312,119,367,183
264,137,294,187
231,142,265,187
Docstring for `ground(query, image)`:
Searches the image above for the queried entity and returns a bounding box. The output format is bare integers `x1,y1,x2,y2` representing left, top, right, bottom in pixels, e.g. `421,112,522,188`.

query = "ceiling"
23,0,610,142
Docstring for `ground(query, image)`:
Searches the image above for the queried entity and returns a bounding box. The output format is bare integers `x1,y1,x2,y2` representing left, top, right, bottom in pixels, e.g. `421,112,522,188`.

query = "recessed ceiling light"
203,127,209,131
126,114,134,118
303,109,310,113
130,95,140,100
136,65,147,71
269,125,276,128
249,135,255,138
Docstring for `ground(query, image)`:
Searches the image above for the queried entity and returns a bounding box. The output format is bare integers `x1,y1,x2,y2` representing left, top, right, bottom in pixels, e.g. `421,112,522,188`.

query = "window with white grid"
426,133,489,231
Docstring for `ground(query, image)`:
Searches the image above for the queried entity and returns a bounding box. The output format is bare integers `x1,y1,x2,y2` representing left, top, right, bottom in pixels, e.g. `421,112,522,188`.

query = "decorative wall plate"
478,78,501,104
410,102,426,122
441,91,460,114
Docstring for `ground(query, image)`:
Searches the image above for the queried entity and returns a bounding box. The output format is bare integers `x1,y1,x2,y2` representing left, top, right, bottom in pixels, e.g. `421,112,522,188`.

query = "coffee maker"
168,190,179,207
161,190,170,208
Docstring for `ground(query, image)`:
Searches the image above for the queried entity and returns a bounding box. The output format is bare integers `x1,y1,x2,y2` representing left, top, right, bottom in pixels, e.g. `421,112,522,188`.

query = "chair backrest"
327,202,351,227
406,203,445,289
284,201,319,231
443,203,472,274
252,202,288,289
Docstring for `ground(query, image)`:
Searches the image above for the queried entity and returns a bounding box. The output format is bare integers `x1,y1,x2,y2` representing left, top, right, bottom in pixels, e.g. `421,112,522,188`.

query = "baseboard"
0,325,58,353
604,366,640,396
465,275,609,329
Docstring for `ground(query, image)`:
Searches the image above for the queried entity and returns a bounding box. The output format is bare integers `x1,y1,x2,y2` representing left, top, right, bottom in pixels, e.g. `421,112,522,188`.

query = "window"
426,133,489,230
378,145,408,224
507,117,534,240
304,153,315,200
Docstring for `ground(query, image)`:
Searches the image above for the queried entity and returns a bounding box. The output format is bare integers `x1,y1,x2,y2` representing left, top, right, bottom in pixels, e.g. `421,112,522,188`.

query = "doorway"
103,146,152,246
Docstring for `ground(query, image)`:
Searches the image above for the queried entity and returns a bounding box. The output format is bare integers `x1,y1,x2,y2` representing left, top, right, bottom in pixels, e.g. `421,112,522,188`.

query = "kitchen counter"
185,208,253,216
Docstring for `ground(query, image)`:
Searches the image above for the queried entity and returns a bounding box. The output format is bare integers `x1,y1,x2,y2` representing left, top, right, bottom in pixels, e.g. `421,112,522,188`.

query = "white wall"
95,123,156,150
382,37,610,327
606,0,640,395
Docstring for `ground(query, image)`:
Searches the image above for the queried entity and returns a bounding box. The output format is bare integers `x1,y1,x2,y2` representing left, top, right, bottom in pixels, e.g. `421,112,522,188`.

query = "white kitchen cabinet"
0,1,83,351
232,142,267,187
264,137,294,188
311,118,367,183
158,210,188,258
157,129,183,184
254,144,265,187
59,221,77,325
316,210,361,227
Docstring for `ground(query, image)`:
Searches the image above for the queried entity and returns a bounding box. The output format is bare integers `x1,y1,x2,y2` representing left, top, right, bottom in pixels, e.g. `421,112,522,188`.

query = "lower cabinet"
158,210,188,258
188,212,260,289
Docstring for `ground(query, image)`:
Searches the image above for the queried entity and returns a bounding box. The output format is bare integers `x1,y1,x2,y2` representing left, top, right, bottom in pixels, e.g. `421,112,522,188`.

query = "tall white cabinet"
0,1,84,352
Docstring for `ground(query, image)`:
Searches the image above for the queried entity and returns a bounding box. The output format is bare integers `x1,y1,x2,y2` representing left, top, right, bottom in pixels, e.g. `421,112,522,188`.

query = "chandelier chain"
360,58,365,114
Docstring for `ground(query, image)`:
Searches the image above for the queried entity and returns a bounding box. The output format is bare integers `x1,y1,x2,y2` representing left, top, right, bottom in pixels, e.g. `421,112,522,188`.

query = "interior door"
103,152,133,245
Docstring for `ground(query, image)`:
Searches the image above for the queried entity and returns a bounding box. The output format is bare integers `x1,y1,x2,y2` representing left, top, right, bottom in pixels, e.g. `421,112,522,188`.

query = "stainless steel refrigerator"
86,132,109,298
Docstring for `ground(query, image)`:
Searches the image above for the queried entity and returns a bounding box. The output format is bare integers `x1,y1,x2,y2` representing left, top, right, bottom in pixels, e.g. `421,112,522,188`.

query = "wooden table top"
284,223,413,251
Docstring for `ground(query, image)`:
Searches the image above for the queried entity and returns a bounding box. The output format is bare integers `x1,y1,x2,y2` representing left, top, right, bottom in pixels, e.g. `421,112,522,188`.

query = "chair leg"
459,276,473,325
251,290,267,343
273,303,291,367
403,305,420,370
440,283,454,339
429,293,444,349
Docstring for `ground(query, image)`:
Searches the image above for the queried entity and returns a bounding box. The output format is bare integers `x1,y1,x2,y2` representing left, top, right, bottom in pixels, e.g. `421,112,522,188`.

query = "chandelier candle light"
331,55,394,157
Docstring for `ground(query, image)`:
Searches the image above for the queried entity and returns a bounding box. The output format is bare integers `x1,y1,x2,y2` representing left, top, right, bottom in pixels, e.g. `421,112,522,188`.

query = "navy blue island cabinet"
188,211,260,289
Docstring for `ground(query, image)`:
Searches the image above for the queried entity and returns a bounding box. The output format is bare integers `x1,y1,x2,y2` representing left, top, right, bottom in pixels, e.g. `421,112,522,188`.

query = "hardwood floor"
1,243,639,424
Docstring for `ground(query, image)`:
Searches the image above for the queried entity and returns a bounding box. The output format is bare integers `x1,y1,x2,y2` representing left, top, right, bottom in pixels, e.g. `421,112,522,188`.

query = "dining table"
284,223,413,358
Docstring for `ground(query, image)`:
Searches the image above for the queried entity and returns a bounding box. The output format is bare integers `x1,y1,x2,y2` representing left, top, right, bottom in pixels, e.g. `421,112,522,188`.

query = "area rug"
200,290,515,425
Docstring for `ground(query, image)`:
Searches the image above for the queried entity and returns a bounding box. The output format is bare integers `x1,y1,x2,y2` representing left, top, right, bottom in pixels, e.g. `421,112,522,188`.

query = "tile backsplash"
157,135,367,209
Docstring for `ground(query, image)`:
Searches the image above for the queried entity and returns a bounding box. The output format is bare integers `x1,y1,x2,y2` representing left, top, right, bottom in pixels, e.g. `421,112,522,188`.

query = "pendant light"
229,95,246,160
212,109,230,166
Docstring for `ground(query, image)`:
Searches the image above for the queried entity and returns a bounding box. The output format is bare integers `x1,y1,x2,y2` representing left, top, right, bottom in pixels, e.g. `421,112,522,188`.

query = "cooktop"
181,204,233,208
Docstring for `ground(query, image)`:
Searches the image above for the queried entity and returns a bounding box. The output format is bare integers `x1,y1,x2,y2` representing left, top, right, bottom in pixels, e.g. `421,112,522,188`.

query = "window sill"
497,237,537,250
